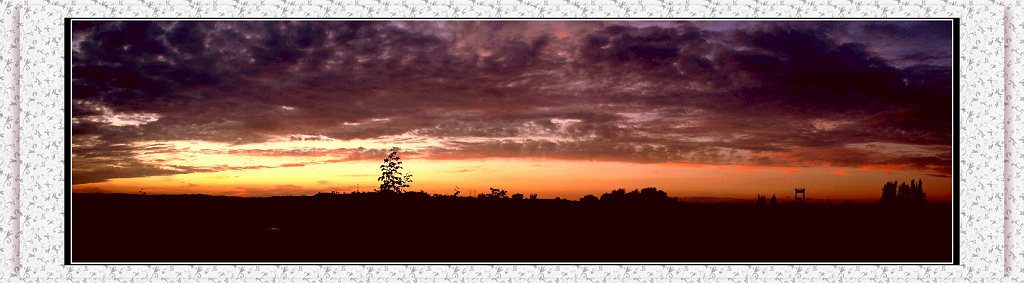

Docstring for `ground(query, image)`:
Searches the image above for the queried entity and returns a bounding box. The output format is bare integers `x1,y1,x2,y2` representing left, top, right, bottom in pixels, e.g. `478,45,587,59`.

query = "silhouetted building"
794,188,806,204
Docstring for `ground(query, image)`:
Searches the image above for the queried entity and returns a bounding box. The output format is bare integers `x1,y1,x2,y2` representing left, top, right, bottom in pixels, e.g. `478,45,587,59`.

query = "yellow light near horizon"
73,157,953,202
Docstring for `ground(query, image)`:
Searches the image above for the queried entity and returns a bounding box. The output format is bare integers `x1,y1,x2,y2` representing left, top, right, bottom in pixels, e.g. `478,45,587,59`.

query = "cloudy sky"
70,20,954,201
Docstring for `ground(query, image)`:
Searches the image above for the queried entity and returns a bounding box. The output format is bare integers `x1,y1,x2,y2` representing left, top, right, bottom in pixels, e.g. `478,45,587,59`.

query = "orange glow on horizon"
73,157,953,203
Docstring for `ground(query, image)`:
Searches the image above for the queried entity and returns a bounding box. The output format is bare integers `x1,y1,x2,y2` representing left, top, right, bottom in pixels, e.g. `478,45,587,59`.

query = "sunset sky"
70,20,954,202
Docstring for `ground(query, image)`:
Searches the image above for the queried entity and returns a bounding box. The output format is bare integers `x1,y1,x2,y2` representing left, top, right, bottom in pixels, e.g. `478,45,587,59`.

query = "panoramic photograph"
69,20,955,263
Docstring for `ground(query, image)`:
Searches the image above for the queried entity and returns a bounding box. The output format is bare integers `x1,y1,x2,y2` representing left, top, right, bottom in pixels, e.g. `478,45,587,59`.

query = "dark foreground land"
71,193,953,263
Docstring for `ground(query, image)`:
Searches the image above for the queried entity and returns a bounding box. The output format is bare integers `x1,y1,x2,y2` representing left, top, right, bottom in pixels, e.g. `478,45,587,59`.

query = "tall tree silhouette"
880,181,898,203
909,179,926,204
897,181,910,200
378,150,411,194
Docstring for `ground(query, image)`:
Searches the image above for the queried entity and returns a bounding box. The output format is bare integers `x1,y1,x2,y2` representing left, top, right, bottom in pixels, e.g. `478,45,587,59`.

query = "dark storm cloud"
71,20,954,182
577,24,729,86
729,26,910,114
853,21,953,67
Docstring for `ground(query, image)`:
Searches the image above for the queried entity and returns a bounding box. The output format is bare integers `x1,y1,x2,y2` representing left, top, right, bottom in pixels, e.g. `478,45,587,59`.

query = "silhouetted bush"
487,188,508,199
600,188,627,202
639,187,669,202
404,191,430,199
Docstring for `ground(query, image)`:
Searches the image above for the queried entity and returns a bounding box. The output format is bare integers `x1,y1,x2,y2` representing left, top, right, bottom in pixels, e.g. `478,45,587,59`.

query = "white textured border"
1007,3,1022,281
10,3,1009,282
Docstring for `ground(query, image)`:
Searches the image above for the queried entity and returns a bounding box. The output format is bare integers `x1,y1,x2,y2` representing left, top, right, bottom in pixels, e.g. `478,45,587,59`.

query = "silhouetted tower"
794,188,806,204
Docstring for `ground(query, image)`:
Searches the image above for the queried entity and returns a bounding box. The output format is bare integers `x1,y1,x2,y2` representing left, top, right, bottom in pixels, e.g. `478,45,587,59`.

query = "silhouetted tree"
512,193,524,200
529,193,538,200
756,194,766,205
580,194,599,203
378,150,411,194
769,194,777,205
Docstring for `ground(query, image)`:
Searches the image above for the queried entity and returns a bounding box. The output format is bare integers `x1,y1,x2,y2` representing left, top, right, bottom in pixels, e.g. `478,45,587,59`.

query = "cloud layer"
71,20,954,184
